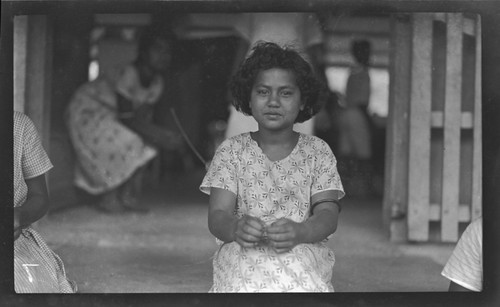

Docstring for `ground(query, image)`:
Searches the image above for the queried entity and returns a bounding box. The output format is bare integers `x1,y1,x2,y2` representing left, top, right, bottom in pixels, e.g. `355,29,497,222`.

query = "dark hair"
351,39,371,66
136,24,176,63
229,41,325,123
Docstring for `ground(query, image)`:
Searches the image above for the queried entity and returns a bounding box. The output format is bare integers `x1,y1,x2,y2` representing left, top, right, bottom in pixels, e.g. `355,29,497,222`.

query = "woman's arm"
116,93,182,151
208,187,264,247
15,174,50,231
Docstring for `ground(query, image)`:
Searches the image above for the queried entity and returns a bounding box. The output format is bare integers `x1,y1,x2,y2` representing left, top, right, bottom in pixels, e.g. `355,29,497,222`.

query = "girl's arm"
15,174,50,231
266,190,340,253
208,187,264,247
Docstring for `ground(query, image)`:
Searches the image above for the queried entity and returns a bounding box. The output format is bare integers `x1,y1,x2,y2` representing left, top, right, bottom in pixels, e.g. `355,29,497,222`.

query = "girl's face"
250,68,304,132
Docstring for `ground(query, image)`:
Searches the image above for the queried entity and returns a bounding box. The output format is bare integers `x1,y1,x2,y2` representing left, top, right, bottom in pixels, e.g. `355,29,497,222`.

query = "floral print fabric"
200,132,344,292
66,65,162,194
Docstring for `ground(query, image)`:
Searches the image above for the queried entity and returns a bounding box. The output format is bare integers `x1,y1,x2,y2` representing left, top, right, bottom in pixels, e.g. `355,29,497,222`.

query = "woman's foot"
121,194,149,213
96,190,124,213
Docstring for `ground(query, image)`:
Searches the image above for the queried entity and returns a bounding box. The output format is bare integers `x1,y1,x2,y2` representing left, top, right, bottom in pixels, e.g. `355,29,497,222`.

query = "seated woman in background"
66,25,182,213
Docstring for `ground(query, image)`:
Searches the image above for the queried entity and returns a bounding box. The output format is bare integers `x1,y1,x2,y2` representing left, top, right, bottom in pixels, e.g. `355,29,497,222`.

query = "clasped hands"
233,215,303,254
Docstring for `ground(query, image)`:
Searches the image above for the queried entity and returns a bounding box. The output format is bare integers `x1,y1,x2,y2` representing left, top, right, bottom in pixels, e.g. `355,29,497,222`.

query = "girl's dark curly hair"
229,41,325,123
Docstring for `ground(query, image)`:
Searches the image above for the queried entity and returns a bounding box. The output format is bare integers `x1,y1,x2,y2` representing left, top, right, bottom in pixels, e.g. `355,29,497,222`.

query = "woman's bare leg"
120,165,149,212
97,189,123,213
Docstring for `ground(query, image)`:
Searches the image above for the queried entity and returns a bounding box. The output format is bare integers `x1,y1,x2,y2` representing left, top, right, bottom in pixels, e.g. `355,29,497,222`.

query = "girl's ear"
299,100,305,111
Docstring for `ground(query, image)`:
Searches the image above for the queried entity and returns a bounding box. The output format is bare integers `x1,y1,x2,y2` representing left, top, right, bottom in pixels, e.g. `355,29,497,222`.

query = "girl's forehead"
254,68,297,85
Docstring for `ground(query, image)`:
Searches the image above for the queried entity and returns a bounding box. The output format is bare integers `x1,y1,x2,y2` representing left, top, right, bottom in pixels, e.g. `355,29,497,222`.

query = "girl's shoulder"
221,132,251,145
217,132,252,151
300,133,330,147
298,133,335,156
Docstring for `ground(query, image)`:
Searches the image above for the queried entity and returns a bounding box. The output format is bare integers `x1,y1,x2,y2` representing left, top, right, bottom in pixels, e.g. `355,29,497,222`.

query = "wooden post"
17,15,53,153
384,14,411,242
407,13,433,241
13,16,27,113
441,13,463,242
471,16,482,221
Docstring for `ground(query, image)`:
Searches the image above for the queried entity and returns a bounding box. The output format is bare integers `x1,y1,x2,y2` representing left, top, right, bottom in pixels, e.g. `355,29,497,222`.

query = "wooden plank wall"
388,13,482,242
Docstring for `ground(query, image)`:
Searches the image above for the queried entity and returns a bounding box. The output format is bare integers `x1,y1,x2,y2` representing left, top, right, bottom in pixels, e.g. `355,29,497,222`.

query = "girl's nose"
268,92,280,107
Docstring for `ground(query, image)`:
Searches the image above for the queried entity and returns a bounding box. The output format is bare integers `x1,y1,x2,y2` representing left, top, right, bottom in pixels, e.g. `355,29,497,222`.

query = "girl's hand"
266,218,304,254
234,215,265,248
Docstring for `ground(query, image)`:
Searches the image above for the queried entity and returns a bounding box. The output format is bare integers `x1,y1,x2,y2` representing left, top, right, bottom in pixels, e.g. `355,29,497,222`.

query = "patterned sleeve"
311,138,345,199
441,218,483,291
22,115,53,179
199,139,238,196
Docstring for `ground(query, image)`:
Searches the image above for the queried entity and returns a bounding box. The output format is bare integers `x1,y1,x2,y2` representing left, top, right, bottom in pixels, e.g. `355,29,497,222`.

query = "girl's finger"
245,216,265,230
270,240,293,248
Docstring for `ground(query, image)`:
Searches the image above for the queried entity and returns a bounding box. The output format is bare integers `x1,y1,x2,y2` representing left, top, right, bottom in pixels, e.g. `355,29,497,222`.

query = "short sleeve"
441,218,483,291
22,115,53,179
200,139,238,196
311,139,345,199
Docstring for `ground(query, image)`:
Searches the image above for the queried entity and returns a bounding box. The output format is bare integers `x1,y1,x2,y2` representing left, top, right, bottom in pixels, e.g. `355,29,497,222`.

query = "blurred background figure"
336,39,374,196
65,24,183,213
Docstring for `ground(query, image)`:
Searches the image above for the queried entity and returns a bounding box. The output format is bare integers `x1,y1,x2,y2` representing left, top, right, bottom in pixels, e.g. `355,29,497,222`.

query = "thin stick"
170,108,207,166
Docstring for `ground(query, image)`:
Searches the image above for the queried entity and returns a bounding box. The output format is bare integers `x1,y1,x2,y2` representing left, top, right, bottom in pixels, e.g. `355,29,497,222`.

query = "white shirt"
441,217,483,291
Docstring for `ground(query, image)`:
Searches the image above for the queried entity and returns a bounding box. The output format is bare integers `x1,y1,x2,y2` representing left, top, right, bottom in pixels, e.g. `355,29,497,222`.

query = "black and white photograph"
1,0,499,306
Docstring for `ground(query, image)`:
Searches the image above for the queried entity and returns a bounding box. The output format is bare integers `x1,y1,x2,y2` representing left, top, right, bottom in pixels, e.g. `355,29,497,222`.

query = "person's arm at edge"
15,174,50,231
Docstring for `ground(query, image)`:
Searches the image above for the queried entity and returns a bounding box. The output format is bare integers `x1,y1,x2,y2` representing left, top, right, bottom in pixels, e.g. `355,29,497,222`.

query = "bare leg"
97,189,124,213
120,165,149,212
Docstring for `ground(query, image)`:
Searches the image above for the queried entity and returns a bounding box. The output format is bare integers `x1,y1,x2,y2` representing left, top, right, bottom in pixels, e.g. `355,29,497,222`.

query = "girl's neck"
251,129,299,162
252,129,297,145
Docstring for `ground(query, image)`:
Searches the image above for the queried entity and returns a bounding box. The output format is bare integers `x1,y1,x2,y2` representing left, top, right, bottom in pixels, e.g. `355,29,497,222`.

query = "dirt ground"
35,169,454,293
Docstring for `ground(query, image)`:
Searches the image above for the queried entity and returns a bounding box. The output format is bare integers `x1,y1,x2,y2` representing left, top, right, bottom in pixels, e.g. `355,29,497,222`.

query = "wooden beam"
384,14,411,242
23,15,53,153
13,16,28,113
429,204,470,222
441,13,463,242
407,13,433,241
471,16,482,220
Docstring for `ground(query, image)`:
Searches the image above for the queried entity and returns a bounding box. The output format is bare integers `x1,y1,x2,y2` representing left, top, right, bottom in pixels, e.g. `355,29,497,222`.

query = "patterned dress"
14,111,76,293
66,65,163,194
200,133,344,292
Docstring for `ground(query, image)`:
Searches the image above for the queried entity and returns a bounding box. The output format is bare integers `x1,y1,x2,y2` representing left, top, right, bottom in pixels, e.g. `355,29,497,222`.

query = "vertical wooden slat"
13,16,28,113
441,13,463,242
471,16,482,220
408,14,433,241
24,15,53,153
384,14,412,242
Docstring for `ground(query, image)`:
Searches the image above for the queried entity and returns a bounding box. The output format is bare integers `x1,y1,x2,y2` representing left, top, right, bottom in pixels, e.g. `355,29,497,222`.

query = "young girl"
200,42,344,292
14,111,76,293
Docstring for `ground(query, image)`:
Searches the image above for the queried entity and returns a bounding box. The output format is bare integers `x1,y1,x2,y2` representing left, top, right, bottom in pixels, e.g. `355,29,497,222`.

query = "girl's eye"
280,90,293,97
256,89,269,95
